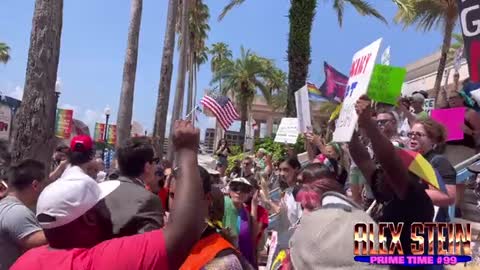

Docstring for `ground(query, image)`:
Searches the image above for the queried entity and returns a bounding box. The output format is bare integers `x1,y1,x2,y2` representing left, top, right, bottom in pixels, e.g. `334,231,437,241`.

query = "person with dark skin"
11,120,206,270
349,96,433,270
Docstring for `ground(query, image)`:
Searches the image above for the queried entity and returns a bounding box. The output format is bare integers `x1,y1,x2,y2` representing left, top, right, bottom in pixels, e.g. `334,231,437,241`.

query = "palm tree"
212,47,280,139
219,0,386,117
153,0,178,157
209,42,233,91
11,0,63,166
116,0,143,147
167,0,190,161
185,0,210,118
0,43,10,64
394,0,458,108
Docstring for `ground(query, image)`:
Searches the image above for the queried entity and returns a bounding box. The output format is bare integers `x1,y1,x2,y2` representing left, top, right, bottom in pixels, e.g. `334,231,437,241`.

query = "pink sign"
431,107,466,141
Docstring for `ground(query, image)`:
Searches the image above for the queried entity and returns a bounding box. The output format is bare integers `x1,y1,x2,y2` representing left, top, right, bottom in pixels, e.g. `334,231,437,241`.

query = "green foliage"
254,137,285,161
229,145,242,156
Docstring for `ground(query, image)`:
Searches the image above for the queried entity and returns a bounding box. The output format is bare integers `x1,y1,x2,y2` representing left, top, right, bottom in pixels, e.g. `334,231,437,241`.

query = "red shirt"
11,230,168,270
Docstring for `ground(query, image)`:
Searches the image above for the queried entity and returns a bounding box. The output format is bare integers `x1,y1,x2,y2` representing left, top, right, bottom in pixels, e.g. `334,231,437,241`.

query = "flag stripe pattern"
201,95,239,130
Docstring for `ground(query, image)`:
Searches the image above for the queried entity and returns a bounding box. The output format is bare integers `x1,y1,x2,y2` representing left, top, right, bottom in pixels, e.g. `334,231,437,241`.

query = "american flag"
200,95,239,130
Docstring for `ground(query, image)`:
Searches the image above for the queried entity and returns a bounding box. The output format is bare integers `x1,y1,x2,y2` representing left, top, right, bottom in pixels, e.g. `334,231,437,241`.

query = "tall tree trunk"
153,0,178,158
433,18,455,108
239,95,248,150
116,0,143,147
11,0,63,166
167,0,190,161
286,0,316,117
186,53,195,119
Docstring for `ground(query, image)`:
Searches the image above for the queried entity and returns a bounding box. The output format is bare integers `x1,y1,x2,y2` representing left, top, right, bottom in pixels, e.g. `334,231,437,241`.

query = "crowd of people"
0,83,479,269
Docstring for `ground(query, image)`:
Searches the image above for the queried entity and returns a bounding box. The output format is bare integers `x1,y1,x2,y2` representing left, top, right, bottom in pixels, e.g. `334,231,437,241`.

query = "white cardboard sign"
333,38,383,142
274,118,299,144
295,85,312,133
0,104,11,140
423,98,435,116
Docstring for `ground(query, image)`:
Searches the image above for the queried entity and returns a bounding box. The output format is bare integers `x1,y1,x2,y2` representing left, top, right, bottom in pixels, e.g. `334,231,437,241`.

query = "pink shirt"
11,229,168,270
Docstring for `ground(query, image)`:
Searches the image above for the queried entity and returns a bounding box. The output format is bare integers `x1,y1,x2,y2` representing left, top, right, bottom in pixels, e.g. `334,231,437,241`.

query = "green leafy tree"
394,0,459,108
219,0,385,117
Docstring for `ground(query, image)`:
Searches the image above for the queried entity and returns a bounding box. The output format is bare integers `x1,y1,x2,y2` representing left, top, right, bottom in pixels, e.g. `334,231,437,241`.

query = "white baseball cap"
229,177,252,186
36,178,120,229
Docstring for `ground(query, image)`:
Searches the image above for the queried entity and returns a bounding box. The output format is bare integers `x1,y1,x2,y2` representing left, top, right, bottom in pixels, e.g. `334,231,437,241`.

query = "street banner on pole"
55,109,74,139
94,123,106,143
295,84,312,133
333,38,382,142
0,104,11,140
457,0,480,82
107,125,117,145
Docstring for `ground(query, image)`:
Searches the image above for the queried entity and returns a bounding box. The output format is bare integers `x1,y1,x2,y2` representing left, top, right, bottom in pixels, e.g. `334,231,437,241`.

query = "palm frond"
345,0,387,24
218,0,246,21
333,0,345,27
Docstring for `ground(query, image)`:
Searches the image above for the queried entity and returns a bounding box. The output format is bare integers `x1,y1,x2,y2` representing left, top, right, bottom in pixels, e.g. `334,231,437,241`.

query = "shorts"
349,167,366,185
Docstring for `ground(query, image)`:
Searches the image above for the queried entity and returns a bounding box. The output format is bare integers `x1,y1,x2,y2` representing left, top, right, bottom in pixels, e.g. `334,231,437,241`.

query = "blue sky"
1,0,445,140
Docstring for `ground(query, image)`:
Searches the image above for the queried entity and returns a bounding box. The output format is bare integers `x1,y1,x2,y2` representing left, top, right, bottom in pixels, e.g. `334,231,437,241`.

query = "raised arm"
163,120,206,270
356,96,410,199
348,131,376,186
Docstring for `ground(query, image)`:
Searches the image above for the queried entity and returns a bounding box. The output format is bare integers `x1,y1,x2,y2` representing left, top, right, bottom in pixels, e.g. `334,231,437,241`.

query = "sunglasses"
376,119,392,127
230,183,252,193
407,131,427,138
243,162,252,166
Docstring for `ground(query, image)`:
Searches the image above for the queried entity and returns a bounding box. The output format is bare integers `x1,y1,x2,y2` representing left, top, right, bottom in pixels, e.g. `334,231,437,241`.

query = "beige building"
402,50,469,97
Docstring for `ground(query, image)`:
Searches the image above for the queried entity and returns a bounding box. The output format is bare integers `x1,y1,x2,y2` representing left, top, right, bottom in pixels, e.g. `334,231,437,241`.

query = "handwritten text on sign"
333,38,382,142
274,118,299,145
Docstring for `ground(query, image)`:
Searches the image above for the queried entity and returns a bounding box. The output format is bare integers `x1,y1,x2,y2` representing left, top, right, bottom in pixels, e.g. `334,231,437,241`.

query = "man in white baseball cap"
11,120,209,270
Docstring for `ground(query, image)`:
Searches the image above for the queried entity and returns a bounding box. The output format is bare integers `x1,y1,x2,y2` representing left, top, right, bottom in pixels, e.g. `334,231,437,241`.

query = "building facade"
402,51,469,97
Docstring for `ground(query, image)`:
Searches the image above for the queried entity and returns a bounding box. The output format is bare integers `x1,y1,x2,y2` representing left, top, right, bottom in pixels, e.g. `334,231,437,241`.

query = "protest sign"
333,38,382,142
295,85,312,133
367,64,406,105
55,109,74,139
274,118,299,144
381,46,391,65
431,107,466,141
0,104,11,140
423,98,435,116
457,0,480,82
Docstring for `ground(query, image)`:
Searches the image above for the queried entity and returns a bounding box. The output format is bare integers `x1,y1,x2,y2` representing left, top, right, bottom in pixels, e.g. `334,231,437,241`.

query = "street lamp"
55,80,62,107
102,106,111,162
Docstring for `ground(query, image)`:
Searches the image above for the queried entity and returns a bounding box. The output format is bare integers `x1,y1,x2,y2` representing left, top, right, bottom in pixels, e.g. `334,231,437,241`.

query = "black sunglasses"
230,183,252,193
376,119,392,127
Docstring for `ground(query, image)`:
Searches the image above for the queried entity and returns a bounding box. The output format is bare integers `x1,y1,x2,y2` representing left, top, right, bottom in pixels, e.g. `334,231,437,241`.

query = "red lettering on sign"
349,53,373,77
362,53,372,74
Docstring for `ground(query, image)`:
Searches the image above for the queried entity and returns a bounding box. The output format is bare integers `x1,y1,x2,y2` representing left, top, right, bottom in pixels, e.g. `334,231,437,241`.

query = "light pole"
54,80,62,131
102,106,111,161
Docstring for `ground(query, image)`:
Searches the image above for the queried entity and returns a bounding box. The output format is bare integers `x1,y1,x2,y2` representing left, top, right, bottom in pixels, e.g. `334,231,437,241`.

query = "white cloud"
5,86,24,100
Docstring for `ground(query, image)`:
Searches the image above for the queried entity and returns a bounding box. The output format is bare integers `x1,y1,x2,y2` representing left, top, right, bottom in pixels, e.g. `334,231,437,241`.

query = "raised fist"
355,95,373,128
173,120,200,151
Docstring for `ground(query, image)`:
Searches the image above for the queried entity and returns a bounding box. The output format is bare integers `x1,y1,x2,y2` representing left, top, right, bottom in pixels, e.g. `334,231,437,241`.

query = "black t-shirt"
424,151,456,222
370,168,434,257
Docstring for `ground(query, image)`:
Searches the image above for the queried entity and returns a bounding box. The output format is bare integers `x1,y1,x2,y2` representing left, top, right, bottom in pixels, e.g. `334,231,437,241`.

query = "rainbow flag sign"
94,123,106,143
107,125,117,145
307,82,328,102
55,109,73,139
